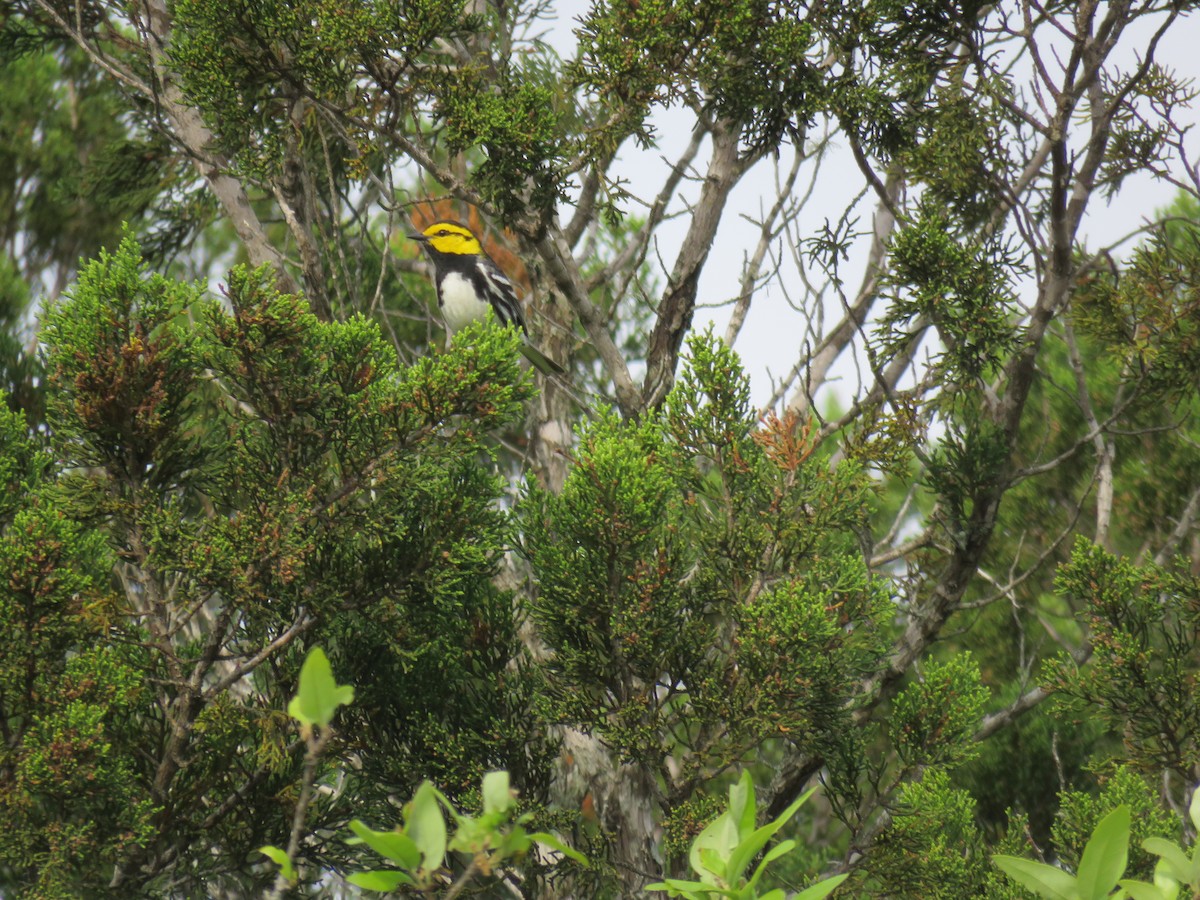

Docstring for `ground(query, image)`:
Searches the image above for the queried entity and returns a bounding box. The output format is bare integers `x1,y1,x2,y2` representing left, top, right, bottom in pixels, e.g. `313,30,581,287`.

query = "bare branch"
1153,485,1200,567
535,224,642,416
206,611,315,698
32,0,148,93
725,147,804,347
783,170,903,417
643,118,754,409
587,122,708,298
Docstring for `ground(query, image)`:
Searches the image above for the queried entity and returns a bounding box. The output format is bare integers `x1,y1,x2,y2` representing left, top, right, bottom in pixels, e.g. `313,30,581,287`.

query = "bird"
408,219,564,376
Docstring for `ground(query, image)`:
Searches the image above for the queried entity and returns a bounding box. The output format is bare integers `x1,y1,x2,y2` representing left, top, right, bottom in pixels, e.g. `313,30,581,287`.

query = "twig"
266,727,333,899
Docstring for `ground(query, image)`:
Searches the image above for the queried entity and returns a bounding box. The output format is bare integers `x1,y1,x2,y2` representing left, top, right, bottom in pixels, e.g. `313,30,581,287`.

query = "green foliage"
0,407,133,892
41,230,206,484
989,770,1183,899
437,69,568,221
261,645,354,886
523,331,889,775
883,203,1021,389
169,0,445,177
0,400,48,521
1071,224,1200,401
991,787,1200,900
285,646,354,732
1053,767,1177,881
0,46,165,270
263,646,561,893
945,196,1200,838
892,653,988,767
0,504,110,695
959,700,1103,849
0,251,39,419
859,769,999,898
1122,789,1200,899
573,0,824,153
572,0,975,165
1048,541,1200,785
0,497,157,896
923,406,1009,542
902,79,1011,228
0,32,191,427
0,233,552,894
1159,193,1200,250
1098,66,1196,200
666,792,728,863
995,805,1131,900
168,0,570,219
258,845,297,887
5,0,1200,892
647,771,847,900
347,771,586,894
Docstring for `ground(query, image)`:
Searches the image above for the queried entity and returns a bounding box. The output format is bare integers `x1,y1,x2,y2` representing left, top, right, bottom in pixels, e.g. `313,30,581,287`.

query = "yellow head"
409,220,483,256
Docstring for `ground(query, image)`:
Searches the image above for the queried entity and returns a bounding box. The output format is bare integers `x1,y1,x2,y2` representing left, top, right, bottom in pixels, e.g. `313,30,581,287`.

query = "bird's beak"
408,232,428,243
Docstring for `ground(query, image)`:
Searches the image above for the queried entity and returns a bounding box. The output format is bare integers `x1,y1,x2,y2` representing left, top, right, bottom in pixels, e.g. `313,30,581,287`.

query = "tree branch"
643,118,752,409
136,0,300,293
534,223,642,416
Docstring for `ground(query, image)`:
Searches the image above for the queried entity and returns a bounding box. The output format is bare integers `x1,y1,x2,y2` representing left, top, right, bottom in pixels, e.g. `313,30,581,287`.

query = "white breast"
439,271,491,333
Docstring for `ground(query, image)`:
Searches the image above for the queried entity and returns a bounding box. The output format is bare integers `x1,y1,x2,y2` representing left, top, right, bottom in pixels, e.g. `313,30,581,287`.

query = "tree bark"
643,117,749,410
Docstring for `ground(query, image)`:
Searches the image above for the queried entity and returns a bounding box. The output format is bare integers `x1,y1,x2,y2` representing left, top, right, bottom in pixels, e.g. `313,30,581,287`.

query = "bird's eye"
437,229,450,237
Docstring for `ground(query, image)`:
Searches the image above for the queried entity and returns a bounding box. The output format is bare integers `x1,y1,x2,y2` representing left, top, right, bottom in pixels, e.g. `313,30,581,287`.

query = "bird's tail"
520,341,566,377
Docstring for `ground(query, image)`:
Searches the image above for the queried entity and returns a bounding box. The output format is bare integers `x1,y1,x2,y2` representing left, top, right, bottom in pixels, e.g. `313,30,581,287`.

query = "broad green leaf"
645,876,737,897
691,813,737,883
1189,790,1200,834
1157,871,1182,900
726,801,810,884
762,839,797,863
482,770,514,816
994,854,1079,899
1191,844,1200,890
730,771,757,840
645,876,707,890
348,820,421,869
529,831,588,866
347,870,415,891
792,873,850,900
776,786,819,827
446,814,486,855
1153,863,1185,897
493,827,533,858
258,845,296,882
1118,878,1174,900
1142,837,1191,882
406,781,447,872
734,783,816,885
698,846,729,882
1156,868,1185,897
751,837,797,883
1077,806,1130,899
286,647,354,729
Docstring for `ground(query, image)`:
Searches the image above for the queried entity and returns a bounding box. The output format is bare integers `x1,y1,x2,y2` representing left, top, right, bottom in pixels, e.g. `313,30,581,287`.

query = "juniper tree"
1,235,550,894
3,0,1200,896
